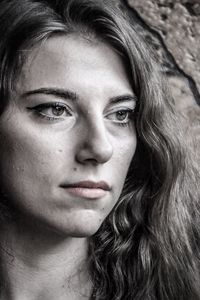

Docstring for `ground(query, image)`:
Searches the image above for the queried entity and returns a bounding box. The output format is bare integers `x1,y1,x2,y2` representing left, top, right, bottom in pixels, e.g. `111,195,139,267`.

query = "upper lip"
60,181,111,191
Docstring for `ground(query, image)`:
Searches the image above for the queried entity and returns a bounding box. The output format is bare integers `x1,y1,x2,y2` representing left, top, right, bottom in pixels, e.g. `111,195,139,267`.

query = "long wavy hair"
0,0,199,299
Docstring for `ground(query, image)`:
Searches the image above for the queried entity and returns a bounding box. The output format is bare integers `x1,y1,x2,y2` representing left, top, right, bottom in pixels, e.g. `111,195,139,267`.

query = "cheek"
111,134,137,193
116,134,137,169
0,125,70,192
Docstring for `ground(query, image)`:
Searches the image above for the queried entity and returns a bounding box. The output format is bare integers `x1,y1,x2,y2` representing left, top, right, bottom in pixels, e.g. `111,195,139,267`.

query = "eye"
37,103,71,117
114,111,129,121
27,102,73,121
106,109,135,126
50,105,68,117
38,104,71,117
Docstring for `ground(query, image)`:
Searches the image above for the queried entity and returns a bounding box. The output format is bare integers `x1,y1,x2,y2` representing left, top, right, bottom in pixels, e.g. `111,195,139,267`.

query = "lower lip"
63,187,107,199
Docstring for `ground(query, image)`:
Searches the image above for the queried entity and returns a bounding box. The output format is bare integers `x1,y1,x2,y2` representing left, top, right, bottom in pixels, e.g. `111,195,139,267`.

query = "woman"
0,0,199,299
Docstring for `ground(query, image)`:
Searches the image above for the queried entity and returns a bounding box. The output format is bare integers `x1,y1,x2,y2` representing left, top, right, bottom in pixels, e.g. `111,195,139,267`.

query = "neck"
0,218,92,300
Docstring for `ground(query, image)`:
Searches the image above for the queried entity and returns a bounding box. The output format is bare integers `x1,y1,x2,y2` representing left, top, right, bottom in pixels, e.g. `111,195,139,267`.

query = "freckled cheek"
19,141,70,178
112,137,136,193
116,137,137,166
0,131,72,187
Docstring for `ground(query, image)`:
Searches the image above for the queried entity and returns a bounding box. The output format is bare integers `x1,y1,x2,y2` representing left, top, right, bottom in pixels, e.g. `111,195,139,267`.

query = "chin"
14,205,109,239
62,220,104,238
58,209,108,237
46,223,102,239
42,213,106,239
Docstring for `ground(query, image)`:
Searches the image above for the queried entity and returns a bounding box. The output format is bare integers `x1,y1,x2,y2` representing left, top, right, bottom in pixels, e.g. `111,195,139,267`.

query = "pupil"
117,111,127,121
53,106,64,116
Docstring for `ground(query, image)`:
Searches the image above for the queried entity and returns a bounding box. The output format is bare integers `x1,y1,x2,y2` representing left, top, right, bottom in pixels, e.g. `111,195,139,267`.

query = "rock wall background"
122,0,200,108
127,0,200,98
120,0,200,156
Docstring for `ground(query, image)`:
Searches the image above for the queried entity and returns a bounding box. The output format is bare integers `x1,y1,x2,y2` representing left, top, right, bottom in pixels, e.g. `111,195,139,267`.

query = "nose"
75,121,113,165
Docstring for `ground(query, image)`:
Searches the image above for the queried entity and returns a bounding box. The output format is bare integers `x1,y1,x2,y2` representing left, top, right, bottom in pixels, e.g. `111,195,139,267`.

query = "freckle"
15,166,25,172
73,167,77,171
58,149,63,153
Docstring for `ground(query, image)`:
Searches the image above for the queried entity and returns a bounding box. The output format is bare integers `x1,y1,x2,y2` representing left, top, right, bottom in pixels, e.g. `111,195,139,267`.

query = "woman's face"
0,35,137,237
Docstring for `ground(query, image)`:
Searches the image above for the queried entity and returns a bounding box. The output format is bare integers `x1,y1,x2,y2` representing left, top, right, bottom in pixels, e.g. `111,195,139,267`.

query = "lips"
60,181,111,199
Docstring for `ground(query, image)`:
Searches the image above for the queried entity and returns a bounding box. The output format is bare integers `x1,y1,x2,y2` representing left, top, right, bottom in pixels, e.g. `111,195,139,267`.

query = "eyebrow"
109,94,137,105
22,88,78,101
22,87,137,104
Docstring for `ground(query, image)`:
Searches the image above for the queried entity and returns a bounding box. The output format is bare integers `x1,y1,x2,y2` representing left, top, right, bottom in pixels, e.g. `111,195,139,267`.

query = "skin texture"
0,35,137,238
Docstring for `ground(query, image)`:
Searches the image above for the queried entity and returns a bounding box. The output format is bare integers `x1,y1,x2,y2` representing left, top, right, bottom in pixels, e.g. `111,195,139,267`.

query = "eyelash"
106,109,135,127
27,102,71,121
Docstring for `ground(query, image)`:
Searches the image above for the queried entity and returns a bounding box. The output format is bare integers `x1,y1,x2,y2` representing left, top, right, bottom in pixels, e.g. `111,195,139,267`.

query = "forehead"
16,34,132,98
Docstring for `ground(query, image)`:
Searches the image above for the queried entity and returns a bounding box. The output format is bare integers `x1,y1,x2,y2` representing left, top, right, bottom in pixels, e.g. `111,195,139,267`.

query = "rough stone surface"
120,0,200,152
126,0,200,98
167,75,196,110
